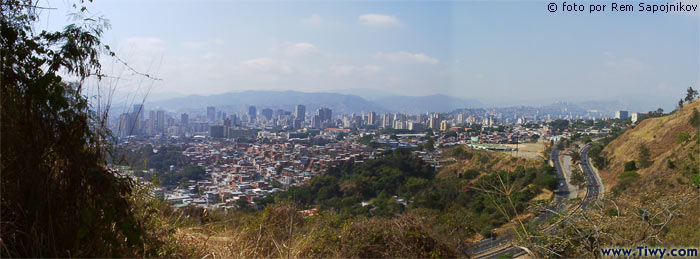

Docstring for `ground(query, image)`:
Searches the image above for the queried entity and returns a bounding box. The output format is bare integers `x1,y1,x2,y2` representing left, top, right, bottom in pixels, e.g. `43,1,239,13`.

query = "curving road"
468,147,570,258
469,145,603,258
579,144,601,209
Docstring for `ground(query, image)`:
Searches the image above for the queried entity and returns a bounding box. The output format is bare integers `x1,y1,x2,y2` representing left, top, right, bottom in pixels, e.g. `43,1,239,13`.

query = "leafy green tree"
1,1,153,256
588,144,608,169
637,144,652,168
549,119,569,132
581,135,592,144
685,87,698,103
424,138,435,152
570,167,586,186
570,150,581,164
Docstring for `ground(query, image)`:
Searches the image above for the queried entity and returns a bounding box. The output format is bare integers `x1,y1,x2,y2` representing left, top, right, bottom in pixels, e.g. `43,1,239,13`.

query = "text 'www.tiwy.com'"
601,246,698,258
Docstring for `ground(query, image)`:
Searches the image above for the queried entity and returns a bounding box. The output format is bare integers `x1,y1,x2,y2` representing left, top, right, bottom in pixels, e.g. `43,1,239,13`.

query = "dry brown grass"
583,99,700,249
531,188,553,201
171,204,457,258
438,146,542,179
601,99,699,189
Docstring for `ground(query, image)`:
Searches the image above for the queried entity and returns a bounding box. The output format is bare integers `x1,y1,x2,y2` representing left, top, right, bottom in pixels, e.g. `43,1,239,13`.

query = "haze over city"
4,0,700,258
38,0,699,110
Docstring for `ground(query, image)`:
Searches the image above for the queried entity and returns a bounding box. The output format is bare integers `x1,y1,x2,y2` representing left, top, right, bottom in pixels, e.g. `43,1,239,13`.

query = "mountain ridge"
143,90,484,114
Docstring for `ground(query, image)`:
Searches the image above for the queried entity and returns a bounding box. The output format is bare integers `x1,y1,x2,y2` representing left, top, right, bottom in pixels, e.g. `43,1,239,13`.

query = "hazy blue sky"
40,0,698,106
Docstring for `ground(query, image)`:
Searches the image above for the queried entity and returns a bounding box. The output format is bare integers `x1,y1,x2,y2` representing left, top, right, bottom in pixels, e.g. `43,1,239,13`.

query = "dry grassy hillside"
594,99,699,246
437,146,543,179
601,99,699,190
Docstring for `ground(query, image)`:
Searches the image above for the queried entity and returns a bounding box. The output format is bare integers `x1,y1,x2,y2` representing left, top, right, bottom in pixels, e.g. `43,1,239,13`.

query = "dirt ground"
504,142,546,161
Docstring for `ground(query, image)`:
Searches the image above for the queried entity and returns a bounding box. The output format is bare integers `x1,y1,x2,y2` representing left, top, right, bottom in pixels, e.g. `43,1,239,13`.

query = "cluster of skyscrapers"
117,101,617,140
118,104,191,138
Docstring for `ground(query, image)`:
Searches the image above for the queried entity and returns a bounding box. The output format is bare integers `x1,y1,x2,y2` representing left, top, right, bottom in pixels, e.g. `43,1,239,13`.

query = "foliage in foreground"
1,1,175,257
171,203,457,258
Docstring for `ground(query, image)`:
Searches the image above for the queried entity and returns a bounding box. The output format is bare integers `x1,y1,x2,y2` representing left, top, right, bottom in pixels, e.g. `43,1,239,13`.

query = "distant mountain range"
143,90,485,114
375,94,484,114
104,89,678,116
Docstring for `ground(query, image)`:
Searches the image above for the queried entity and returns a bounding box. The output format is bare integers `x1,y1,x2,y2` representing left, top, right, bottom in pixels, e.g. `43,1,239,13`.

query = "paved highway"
469,145,605,258
579,144,601,209
469,147,570,258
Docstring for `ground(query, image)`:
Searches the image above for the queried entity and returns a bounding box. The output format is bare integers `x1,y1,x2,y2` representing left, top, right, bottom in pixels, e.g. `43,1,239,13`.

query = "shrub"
452,146,473,160
692,173,700,188
605,208,618,217
624,160,638,172
676,131,691,144
690,108,700,127
612,171,641,196
667,159,676,169
462,169,480,180
637,144,652,168
618,171,641,180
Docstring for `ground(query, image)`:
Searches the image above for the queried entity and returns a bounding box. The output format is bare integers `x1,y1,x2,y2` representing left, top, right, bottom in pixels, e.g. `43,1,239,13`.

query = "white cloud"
330,65,355,76
358,13,400,27
376,51,439,64
180,38,225,50
301,14,323,25
284,42,325,57
363,65,381,73
241,58,293,74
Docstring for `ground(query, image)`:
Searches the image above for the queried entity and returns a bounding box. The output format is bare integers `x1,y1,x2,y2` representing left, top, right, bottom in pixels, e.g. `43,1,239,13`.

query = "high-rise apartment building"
181,113,189,125
262,108,273,121
295,104,306,121
615,110,629,120
207,106,216,122
156,110,165,131
317,107,332,123
248,106,257,122
440,120,448,131
429,116,439,130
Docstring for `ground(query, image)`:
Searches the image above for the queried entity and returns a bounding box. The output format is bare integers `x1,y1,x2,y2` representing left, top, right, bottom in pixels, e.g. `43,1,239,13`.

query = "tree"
1,2,156,256
570,167,586,186
637,144,652,168
424,138,436,152
685,87,698,103
656,108,664,115
581,135,592,144
570,150,581,165
550,119,569,132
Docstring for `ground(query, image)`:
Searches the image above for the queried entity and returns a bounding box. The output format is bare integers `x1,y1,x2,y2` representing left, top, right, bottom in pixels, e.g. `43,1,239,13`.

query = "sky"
39,0,699,107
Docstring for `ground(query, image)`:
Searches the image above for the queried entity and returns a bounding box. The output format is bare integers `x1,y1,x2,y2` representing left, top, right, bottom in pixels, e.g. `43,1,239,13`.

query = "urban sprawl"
114,104,640,210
